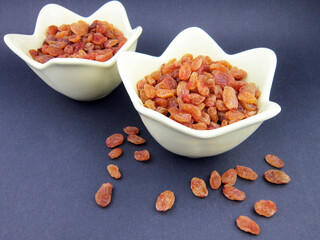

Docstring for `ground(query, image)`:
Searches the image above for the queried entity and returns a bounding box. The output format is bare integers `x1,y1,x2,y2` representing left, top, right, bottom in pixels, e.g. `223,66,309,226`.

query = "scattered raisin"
134,150,150,161
107,164,121,179
191,177,208,198
235,166,258,180
265,154,285,168
127,135,146,145
108,148,123,159
264,169,291,184
236,216,260,235
222,184,246,201
209,170,221,190
254,200,277,217
123,126,140,135
106,133,124,148
221,168,237,185
95,183,113,207
155,190,175,212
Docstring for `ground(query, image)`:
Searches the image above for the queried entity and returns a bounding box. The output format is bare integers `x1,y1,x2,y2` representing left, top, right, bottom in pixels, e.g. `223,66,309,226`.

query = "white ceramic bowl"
117,27,281,158
4,1,142,101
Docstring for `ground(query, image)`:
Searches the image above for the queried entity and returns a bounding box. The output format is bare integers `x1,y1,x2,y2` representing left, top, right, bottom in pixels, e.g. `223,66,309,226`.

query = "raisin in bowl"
117,27,281,158
4,1,142,101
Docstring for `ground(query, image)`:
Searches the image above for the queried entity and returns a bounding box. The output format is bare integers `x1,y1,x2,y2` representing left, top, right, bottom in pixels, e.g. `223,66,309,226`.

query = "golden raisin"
155,190,175,212
191,177,208,198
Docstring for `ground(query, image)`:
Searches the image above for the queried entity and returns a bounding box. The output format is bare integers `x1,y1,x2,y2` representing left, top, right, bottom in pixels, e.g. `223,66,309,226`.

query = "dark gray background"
1,0,319,239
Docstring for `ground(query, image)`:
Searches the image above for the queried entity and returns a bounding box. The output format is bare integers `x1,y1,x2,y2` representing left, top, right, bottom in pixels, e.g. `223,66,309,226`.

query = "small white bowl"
117,27,281,158
4,1,142,101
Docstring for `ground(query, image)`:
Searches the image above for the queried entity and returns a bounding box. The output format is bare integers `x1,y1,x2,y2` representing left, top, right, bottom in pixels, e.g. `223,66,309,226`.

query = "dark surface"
1,0,319,239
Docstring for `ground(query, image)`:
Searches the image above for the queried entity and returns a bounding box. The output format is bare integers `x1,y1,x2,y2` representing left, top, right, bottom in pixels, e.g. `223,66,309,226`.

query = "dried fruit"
254,200,277,217
95,183,113,207
127,134,146,145
106,133,124,148
191,177,208,197
221,168,237,185
264,169,291,184
209,170,221,190
107,164,121,179
108,148,122,159
236,216,260,235
235,166,258,180
222,184,246,201
123,126,139,135
265,154,285,168
134,150,150,161
29,20,127,63
155,190,175,212
223,86,238,110
168,107,192,123
137,54,259,130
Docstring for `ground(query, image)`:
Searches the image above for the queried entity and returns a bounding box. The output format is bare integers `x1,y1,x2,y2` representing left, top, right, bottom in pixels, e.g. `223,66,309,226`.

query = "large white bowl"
4,1,142,101
117,27,281,158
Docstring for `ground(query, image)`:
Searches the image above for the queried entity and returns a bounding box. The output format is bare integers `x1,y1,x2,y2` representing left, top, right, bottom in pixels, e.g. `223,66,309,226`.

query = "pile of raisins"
137,54,260,130
29,20,127,63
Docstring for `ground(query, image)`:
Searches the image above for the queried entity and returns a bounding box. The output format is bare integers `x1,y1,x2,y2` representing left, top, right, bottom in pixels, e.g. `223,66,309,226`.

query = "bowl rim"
3,1,143,70
118,27,281,139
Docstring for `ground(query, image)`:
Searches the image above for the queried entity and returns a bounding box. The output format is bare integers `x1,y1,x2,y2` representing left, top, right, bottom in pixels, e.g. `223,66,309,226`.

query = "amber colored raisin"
176,81,189,98
254,200,277,217
223,184,246,201
168,107,192,123
191,56,203,71
230,67,247,80
209,170,221,190
156,190,175,212
216,100,229,112
107,164,121,179
210,122,222,129
207,107,219,123
108,148,122,159
223,86,238,110
265,154,285,168
123,126,139,135
144,84,157,99
221,168,237,185
156,89,176,98
188,72,198,91
70,20,88,36
182,93,205,105
191,177,208,198
197,75,210,97
191,122,208,130
225,110,245,121
153,98,167,108
156,106,169,115
144,99,156,110
95,183,113,207
235,166,258,180
127,135,146,145
179,62,192,80
106,133,124,148
179,103,202,122
264,169,291,184
134,150,150,161
137,79,147,90
236,216,260,235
